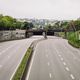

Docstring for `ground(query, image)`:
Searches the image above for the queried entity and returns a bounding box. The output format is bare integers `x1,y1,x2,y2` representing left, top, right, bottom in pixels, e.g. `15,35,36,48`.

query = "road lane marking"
8,56,10,58
0,42,19,56
26,49,37,80
10,40,36,80
0,45,15,55
65,67,70,71
0,65,2,68
49,73,52,78
47,62,50,66
70,74,75,80
46,54,48,58
63,62,66,66
61,58,64,61
0,53,2,55
59,55,61,57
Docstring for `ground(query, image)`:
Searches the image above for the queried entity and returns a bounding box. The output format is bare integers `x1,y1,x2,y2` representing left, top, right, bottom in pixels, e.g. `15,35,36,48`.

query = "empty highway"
0,36,43,80
26,36,80,80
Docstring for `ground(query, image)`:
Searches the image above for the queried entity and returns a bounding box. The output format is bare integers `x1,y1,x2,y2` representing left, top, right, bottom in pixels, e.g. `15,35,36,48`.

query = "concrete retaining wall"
0,30,26,42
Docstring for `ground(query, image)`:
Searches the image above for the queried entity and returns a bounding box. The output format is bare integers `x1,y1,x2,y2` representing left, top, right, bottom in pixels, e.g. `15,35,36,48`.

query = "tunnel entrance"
33,31,43,35
47,31,54,36
25,30,55,38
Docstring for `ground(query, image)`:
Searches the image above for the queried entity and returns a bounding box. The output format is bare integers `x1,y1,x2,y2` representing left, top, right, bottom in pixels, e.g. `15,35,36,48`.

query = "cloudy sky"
0,0,80,20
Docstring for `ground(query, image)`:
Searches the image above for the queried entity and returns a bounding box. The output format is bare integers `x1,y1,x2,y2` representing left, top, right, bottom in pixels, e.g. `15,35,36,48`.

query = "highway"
26,36,80,80
0,36,43,80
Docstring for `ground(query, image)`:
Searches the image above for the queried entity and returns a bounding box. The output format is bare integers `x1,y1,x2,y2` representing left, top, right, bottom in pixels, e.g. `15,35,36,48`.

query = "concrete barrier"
0,30,26,42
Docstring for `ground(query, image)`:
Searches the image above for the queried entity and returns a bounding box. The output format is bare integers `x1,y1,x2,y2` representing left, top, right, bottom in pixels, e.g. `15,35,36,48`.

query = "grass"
59,32,65,38
68,40,80,48
59,31,80,48
67,32,80,48
12,47,32,80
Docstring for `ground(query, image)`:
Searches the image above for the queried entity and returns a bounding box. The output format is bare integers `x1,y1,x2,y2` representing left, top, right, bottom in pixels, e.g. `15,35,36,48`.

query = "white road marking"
70,74,75,80
63,62,66,66
46,54,48,58
0,53,2,55
8,56,10,58
26,48,37,80
49,73,52,78
0,45,15,55
0,65,2,68
65,67,70,71
47,62,50,66
59,55,61,57
61,58,64,61
55,48,59,54
10,39,40,80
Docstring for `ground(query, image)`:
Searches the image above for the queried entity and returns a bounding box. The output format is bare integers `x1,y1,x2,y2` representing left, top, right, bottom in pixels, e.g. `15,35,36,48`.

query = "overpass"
25,29,65,37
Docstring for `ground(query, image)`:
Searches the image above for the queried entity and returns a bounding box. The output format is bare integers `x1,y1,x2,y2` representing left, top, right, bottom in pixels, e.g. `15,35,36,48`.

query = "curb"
21,38,44,80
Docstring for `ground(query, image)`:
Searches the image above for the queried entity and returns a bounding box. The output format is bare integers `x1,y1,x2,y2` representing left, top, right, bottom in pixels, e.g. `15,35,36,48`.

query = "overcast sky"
0,0,80,20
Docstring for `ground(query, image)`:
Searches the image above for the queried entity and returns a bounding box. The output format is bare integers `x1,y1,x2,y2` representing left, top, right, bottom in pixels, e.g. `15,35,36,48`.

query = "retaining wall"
0,30,26,42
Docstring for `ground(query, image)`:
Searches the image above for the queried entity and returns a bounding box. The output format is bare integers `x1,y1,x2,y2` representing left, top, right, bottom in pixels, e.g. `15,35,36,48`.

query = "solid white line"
10,53,26,80
70,74,75,80
10,39,40,80
65,67,70,71
49,73,52,78
10,43,31,80
63,62,66,66
47,62,50,66
26,49,36,80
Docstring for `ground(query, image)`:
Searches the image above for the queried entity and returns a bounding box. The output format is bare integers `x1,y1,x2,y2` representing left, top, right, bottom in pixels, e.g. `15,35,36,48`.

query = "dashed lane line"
63,62,66,66
0,65,2,68
61,57,64,61
54,47,76,80
65,67,70,71
0,44,17,56
7,56,10,59
58,55,62,57
49,73,52,78
70,74,75,80
46,54,48,58
47,62,50,66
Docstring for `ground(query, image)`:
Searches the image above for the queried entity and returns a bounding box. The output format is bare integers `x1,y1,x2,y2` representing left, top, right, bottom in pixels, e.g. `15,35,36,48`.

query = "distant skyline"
0,0,80,20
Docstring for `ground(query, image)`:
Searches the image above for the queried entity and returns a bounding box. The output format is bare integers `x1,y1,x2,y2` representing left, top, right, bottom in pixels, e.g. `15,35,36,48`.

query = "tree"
0,14,23,30
74,20,80,30
22,22,29,29
29,22,34,28
22,22,34,30
61,22,68,29
0,14,3,19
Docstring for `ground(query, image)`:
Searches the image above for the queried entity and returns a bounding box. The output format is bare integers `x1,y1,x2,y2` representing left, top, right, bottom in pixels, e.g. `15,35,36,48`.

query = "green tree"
74,20,80,30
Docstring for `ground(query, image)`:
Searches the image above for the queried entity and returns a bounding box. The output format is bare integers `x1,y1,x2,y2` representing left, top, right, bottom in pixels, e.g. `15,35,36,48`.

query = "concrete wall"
0,30,26,42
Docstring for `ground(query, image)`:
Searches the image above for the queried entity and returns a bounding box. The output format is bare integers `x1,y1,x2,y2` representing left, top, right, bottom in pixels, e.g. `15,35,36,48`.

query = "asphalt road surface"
0,36,43,80
26,36,80,80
